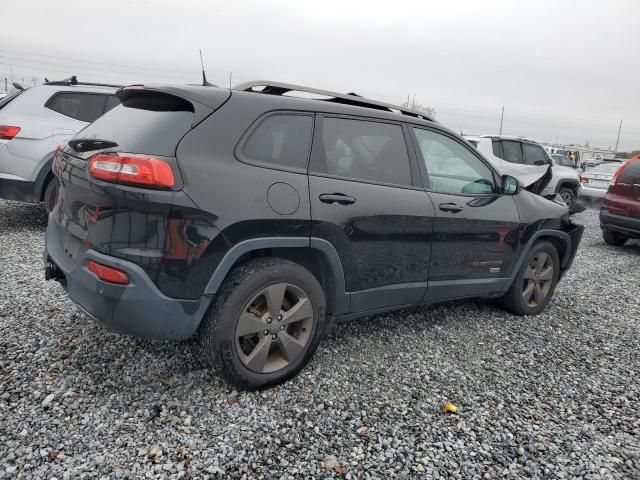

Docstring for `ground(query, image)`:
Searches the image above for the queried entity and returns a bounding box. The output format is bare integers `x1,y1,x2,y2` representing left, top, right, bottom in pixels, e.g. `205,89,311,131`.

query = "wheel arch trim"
504,229,572,291
202,237,349,315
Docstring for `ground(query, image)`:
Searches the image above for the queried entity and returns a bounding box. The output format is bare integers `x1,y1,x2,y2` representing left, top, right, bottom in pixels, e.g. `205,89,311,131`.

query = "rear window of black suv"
76,92,194,157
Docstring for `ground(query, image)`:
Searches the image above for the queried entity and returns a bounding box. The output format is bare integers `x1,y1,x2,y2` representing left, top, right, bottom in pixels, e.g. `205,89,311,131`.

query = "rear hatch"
604,159,640,219
51,85,231,299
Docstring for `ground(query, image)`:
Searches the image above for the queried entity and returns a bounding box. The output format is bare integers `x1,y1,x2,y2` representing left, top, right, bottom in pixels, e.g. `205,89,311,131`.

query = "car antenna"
199,49,215,87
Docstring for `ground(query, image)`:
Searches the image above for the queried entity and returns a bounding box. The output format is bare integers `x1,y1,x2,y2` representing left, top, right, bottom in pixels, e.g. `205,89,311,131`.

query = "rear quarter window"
238,113,313,171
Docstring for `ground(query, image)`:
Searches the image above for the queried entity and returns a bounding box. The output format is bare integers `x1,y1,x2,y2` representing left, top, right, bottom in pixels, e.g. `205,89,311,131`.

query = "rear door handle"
439,202,463,213
319,193,356,205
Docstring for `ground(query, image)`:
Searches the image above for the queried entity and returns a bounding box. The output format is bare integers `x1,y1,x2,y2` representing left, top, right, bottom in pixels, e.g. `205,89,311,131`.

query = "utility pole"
499,106,504,135
229,72,233,89
411,93,416,109
4,78,7,92
614,119,623,152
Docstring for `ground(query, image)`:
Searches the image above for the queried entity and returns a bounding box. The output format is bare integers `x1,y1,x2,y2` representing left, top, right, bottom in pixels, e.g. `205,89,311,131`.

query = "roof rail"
44,75,122,88
233,80,435,121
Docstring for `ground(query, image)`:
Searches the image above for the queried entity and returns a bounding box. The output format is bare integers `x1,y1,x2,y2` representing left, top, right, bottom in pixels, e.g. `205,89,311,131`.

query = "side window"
311,117,412,186
523,144,549,166
104,95,121,114
240,114,313,170
45,93,109,123
413,128,495,194
501,141,523,164
492,140,503,158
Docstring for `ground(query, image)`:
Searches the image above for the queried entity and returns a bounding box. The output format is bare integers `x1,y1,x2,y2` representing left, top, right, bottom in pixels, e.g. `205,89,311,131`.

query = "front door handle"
439,202,463,213
319,193,356,205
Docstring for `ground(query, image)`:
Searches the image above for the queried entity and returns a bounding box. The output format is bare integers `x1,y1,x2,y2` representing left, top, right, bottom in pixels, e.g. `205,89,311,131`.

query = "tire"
558,186,576,213
199,257,328,390
43,177,59,213
603,229,628,246
500,240,560,316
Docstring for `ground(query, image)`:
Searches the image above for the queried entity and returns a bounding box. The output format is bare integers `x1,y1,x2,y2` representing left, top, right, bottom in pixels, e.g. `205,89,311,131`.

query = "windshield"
590,163,621,174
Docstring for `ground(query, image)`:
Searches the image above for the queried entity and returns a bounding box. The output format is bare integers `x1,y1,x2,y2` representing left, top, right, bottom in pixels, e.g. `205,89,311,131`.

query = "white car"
0,77,119,210
579,162,621,199
465,135,581,211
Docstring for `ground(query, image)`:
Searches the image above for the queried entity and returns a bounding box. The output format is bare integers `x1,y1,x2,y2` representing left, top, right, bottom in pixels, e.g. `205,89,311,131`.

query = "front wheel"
500,240,560,316
558,187,576,213
199,257,328,389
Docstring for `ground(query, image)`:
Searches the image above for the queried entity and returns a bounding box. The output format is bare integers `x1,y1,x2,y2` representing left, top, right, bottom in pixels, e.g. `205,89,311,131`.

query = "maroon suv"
600,158,640,245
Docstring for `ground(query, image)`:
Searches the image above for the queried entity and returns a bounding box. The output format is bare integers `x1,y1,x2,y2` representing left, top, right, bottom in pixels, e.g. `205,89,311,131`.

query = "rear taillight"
87,260,129,285
89,153,175,188
0,125,20,140
579,174,588,183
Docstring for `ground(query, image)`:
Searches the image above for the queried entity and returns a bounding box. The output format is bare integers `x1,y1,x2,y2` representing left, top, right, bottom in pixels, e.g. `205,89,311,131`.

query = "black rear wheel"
500,240,560,315
199,257,327,389
602,229,628,246
43,177,59,213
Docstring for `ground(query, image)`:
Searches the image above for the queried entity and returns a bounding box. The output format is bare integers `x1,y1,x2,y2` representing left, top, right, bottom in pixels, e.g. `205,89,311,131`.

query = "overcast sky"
2,0,639,151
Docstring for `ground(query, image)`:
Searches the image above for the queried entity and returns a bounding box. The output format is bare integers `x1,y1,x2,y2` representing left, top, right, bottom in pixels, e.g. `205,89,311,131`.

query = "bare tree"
401,100,436,118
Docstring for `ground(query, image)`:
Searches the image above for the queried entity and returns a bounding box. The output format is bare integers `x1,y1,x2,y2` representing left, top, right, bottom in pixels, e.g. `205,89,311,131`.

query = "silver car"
579,162,622,199
0,77,119,210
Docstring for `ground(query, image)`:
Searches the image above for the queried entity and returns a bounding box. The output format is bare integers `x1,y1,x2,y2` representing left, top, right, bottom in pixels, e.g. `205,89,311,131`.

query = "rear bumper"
579,185,608,199
600,209,640,237
44,216,210,340
0,175,36,202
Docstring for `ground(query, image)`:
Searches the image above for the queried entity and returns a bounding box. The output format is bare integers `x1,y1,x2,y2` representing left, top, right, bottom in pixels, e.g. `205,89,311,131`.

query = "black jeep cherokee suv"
44,81,584,389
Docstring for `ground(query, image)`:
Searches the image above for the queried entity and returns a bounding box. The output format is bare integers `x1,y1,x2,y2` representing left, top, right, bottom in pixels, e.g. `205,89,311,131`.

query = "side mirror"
502,175,521,195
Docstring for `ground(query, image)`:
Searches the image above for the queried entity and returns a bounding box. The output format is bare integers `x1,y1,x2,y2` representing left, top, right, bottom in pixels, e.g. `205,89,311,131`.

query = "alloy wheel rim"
560,191,572,207
521,252,554,307
235,283,314,374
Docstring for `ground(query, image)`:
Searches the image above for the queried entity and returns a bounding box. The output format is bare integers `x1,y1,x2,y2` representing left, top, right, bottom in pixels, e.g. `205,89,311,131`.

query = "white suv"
0,77,119,210
465,135,581,211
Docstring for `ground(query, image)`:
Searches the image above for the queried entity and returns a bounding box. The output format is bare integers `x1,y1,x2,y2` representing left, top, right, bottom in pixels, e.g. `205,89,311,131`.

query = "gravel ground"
1,199,639,479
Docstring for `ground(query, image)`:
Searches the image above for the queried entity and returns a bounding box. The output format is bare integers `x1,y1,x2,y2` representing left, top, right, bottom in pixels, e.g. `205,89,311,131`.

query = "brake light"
0,125,20,140
89,154,175,188
87,260,129,285
579,174,588,183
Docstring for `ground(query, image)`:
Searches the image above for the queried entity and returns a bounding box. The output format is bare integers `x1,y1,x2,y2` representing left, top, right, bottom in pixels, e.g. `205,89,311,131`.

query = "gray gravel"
1,199,639,479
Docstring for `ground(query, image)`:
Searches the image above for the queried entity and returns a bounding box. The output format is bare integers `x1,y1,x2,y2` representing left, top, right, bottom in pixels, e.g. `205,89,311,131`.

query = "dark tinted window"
621,160,640,182
76,92,194,156
414,128,495,194
492,140,503,158
104,95,121,113
501,141,523,164
312,117,411,186
523,143,549,166
46,93,111,122
241,114,313,170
